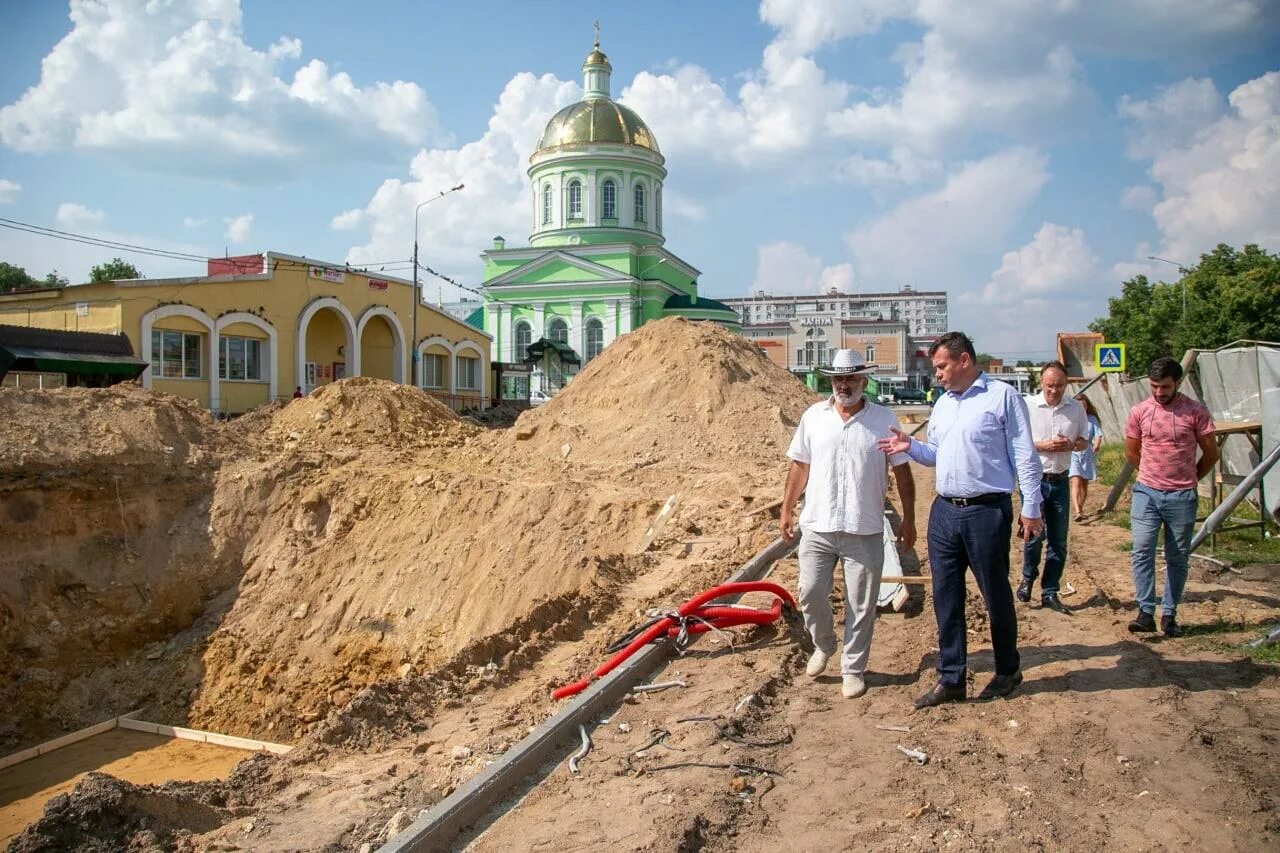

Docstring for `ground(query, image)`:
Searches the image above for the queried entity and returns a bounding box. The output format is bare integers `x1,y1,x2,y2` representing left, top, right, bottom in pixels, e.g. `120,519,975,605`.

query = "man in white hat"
780,349,916,699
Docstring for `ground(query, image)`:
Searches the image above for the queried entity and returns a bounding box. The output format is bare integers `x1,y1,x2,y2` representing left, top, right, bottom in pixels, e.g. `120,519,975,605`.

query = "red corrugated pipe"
551,581,795,700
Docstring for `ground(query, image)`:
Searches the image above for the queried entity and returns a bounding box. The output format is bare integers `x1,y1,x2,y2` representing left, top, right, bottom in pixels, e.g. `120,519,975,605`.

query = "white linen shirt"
1025,392,1089,475
787,398,909,535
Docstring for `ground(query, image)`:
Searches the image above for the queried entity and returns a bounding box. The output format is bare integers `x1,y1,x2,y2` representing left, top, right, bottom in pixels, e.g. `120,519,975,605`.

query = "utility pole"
411,183,465,386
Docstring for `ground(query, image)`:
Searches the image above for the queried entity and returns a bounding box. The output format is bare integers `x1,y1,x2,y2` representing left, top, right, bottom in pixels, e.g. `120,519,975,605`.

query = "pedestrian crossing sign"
1095,343,1126,373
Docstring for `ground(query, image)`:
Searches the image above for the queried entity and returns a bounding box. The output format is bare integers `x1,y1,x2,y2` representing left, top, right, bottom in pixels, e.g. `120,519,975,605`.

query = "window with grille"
151,329,203,379
602,180,616,220
567,180,582,219
542,184,552,224
585,318,604,360
549,317,568,344
633,183,646,223
514,321,531,359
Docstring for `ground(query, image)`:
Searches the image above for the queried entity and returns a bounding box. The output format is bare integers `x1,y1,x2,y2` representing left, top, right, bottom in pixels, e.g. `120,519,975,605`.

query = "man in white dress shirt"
780,349,916,699
1018,361,1089,614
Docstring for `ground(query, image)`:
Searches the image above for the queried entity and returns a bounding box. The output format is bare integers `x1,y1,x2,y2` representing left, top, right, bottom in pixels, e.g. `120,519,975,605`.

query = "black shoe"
1128,610,1156,633
1041,593,1072,615
977,670,1023,700
1016,579,1033,603
1161,615,1183,637
913,682,966,709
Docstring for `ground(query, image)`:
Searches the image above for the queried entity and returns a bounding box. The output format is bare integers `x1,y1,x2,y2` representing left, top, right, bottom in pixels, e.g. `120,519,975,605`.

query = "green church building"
479,36,740,395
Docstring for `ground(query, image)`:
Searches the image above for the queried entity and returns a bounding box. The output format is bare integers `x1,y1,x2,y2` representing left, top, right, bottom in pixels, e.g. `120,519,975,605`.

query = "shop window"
219,335,264,381
151,329,203,379
422,353,445,389
456,355,479,390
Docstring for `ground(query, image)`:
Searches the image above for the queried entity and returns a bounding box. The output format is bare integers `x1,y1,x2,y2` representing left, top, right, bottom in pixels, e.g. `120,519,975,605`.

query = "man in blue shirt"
878,332,1043,708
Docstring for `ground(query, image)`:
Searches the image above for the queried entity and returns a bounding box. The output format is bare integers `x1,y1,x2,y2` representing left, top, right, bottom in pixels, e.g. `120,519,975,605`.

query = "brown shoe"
913,682,966,709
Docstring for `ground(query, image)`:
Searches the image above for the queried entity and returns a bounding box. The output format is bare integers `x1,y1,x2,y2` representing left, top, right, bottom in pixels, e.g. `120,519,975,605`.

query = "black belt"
938,493,1006,507
1042,471,1068,483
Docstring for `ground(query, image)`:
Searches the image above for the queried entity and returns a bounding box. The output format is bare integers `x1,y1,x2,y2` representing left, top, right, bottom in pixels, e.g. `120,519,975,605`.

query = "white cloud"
976,223,1098,302
224,213,253,244
751,241,854,296
0,179,19,203
1123,71,1280,264
55,202,105,227
183,217,206,228
1120,184,1157,211
341,72,579,292
760,0,916,55
846,147,1050,287
330,209,365,231
1118,77,1223,159
0,0,442,180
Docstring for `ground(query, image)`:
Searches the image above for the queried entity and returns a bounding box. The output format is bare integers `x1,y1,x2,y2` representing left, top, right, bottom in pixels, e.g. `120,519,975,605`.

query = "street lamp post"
411,183,465,386
1147,255,1188,323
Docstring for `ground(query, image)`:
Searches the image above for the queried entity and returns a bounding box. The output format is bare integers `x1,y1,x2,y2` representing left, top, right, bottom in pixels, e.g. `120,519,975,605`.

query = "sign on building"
1095,343,1126,373
367,278,389,291
309,266,346,284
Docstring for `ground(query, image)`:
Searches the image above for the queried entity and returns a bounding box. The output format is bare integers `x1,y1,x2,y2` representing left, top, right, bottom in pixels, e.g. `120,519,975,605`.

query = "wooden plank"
636,493,680,552
880,575,930,585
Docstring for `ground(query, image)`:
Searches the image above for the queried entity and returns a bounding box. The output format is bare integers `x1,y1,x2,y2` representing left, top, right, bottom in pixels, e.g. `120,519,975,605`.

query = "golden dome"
535,99,660,153
585,47,611,67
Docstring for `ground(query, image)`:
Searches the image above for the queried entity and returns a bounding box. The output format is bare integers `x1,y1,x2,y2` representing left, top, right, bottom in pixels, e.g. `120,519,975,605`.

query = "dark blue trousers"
927,495,1020,688
1022,477,1071,595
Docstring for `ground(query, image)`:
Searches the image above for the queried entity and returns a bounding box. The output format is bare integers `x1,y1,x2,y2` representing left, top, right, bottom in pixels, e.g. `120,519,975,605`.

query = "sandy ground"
0,731,248,845
459,467,1280,852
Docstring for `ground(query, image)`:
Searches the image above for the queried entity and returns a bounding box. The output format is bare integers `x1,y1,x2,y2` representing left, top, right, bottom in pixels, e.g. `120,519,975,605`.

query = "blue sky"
2,1,1277,359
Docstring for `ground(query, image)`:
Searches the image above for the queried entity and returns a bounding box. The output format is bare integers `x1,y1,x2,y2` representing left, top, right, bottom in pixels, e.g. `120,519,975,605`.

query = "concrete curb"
378,536,796,853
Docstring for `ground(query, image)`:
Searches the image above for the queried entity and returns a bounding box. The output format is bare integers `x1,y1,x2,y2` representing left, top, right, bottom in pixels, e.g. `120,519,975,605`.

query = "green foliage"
1089,243,1280,373
89,257,142,283
43,270,69,286
0,261,38,293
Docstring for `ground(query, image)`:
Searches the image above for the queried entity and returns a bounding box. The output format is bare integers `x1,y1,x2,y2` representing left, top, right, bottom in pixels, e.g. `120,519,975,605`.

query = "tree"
43,270,69,287
89,257,142,283
0,261,38,293
1089,243,1280,373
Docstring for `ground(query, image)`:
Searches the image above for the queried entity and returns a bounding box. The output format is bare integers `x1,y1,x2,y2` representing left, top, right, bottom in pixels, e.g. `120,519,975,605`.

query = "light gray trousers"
797,528,885,676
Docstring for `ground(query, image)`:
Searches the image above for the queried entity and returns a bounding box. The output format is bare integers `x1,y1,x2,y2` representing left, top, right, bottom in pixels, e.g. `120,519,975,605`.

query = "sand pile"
259,377,478,450
509,317,815,467
0,383,224,476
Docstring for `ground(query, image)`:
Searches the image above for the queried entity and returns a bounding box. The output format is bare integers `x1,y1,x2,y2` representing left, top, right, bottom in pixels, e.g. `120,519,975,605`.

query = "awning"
0,345,149,378
524,338,581,365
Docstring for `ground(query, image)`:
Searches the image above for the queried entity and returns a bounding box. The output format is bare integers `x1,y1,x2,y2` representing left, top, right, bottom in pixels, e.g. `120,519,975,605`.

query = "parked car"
894,387,929,404
529,389,551,407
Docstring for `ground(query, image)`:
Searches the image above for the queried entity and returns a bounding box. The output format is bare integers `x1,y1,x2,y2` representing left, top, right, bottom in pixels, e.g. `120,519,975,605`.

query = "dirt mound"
509,317,815,466
0,383,223,476
261,377,478,450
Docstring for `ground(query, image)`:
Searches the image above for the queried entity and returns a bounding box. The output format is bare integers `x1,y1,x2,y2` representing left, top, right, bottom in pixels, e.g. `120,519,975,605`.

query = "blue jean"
1130,482,1198,616
927,495,1019,687
1022,477,1071,596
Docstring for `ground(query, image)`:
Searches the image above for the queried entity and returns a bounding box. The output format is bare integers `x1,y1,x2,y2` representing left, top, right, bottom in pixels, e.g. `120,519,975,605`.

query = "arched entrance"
296,298,356,393
357,307,405,383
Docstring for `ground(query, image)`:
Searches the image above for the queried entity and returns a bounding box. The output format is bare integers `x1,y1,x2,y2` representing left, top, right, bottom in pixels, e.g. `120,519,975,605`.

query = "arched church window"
542,185,552,225
567,180,582,220
634,183,646,223
601,180,617,220
514,321,532,359
585,317,604,361
865,344,876,363
549,317,568,344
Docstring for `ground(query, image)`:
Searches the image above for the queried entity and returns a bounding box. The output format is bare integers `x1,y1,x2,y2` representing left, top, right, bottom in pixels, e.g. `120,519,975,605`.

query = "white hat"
818,348,877,376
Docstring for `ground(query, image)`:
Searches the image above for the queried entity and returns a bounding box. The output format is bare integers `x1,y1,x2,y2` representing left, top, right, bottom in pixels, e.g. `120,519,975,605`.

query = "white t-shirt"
787,398,909,535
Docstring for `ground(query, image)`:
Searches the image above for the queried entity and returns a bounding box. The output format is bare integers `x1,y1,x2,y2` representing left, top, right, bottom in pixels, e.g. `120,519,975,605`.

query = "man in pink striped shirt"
1124,356,1218,637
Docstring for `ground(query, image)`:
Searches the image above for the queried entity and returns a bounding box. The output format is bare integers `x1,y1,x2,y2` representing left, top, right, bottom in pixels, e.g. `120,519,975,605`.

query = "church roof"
662,294,736,313
535,99,660,154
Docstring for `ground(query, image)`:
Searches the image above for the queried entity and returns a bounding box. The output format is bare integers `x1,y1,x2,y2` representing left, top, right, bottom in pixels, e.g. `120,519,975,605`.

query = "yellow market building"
0,252,491,415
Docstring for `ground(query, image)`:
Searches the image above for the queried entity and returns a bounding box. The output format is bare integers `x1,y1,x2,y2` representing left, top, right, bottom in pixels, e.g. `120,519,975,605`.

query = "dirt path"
463,466,1280,851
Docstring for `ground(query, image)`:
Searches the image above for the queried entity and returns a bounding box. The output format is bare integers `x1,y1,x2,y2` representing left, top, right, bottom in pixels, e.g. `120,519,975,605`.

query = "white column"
585,172,597,226
621,169,633,228
208,330,221,413
620,298,636,335
533,304,546,339
486,305,501,363
606,300,620,346
571,302,584,355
